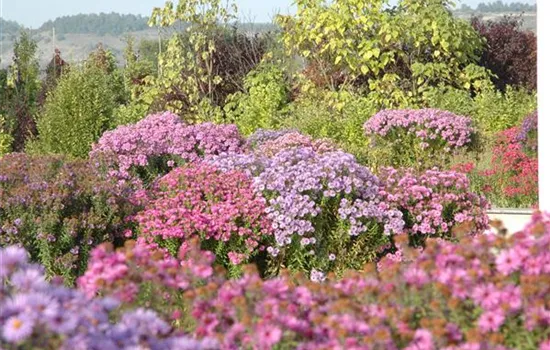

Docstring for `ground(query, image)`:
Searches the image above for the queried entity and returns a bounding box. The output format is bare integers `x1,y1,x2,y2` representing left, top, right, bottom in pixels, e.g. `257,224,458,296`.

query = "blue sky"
0,0,536,28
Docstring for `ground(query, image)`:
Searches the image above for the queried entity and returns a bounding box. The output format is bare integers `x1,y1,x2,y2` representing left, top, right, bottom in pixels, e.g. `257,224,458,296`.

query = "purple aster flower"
2,315,34,343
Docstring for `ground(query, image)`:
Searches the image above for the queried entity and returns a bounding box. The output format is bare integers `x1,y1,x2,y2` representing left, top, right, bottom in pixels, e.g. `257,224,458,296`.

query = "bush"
207,147,404,277
378,167,490,247
282,89,377,162
0,153,136,283
135,163,272,276
363,109,478,170
471,87,537,134
78,212,550,349
29,64,115,158
90,112,245,187
0,245,217,349
0,115,13,156
472,15,537,92
424,86,537,134
224,63,290,135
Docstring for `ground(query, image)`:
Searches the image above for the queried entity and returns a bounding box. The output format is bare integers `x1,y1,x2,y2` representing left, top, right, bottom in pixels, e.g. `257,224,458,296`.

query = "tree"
277,0,492,108
4,31,40,151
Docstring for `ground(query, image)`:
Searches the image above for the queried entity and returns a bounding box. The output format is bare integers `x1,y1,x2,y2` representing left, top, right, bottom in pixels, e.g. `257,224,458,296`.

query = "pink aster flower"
477,310,506,333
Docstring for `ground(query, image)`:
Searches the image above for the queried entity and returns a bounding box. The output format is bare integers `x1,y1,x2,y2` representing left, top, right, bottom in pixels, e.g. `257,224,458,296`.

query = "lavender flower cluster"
364,109,474,150
208,147,404,275
0,246,217,350
90,112,245,186
515,111,537,152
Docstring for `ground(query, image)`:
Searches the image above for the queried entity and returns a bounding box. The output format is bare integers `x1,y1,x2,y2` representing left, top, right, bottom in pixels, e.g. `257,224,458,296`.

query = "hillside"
0,10,536,69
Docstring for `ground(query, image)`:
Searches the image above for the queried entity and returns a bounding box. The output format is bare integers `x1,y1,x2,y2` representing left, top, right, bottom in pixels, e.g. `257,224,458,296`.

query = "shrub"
207,147,404,277
0,153,136,283
471,87,537,134
363,109,478,170
0,115,13,156
424,86,537,134
134,163,272,276
224,63,290,135
79,212,550,349
378,167,490,247
282,89,376,162
472,15,537,92
0,245,218,349
90,112,245,187
29,63,115,158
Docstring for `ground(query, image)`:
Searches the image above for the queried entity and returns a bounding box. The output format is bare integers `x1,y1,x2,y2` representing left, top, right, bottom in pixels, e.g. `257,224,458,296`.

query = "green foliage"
277,0,492,107
426,86,537,134
224,63,290,135
0,115,13,156
29,63,116,158
282,88,377,162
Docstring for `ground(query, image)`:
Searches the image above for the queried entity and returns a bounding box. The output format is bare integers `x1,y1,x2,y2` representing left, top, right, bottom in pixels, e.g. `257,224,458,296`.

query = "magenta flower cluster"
78,212,550,349
90,112,245,185
134,163,272,268
78,237,215,302
0,245,217,349
364,109,474,150
378,167,489,241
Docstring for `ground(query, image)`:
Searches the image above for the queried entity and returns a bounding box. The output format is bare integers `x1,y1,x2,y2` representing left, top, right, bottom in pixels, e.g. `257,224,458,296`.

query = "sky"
0,0,537,29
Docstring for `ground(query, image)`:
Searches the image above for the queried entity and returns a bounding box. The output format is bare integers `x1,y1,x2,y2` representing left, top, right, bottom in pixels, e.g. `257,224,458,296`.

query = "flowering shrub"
0,245,217,349
90,111,245,187
378,167,489,247
0,153,136,284
134,163,271,275
364,109,477,169
208,147,404,277
80,212,550,349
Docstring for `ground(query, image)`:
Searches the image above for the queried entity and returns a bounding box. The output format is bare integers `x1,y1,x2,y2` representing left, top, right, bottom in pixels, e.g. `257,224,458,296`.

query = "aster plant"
90,111,245,188
363,108,478,170
134,163,272,276
208,147,404,277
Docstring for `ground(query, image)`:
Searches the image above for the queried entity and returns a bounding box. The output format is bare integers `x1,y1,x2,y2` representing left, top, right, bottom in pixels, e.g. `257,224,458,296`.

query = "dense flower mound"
0,246,217,350
363,109,477,169
0,153,136,284
134,163,271,272
378,167,490,245
80,212,550,349
208,147,404,276
90,112,245,186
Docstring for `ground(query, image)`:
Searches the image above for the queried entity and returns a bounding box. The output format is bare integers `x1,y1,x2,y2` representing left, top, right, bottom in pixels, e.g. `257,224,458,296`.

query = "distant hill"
0,10,535,69
39,13,150,36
